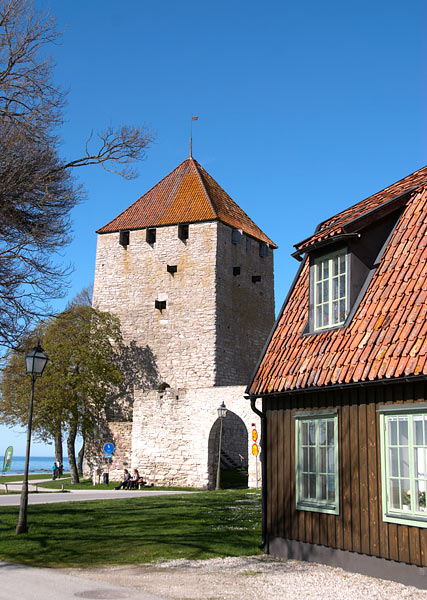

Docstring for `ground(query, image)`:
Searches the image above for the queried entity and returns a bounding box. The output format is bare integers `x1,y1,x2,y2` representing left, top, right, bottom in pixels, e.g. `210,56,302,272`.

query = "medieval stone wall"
93,221,218,388
215,222,275,386
127,385,262,489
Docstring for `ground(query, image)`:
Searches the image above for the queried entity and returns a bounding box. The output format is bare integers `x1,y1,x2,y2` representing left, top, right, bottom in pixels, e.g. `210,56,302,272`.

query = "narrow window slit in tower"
146,228,156,244
232,229,243,245
252,275,261,283
167,265,177,275
178,223,189,241
259,242,269,257
233,267,241,276
119,230,129,247
155,300,166,311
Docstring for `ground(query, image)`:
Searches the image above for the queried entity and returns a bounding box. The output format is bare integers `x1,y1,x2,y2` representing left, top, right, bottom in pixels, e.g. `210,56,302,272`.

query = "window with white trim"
380,408,427,527
313,248,348,331
295,412,339,514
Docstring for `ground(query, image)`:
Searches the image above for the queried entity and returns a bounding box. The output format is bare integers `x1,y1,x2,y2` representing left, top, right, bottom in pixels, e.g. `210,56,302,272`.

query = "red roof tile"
97,157,277,248
248,167,427,396
294,165,427,254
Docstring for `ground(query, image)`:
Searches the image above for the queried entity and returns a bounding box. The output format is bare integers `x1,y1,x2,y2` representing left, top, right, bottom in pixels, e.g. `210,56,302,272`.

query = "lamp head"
25,342,49,376
217,401,227,419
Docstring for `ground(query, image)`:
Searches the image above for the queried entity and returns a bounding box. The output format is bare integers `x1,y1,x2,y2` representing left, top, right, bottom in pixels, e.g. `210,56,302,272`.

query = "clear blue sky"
1,0,426,455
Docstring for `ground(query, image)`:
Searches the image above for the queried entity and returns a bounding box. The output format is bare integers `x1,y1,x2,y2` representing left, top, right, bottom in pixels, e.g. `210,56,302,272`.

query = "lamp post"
215,401,227,490
16,342,49,535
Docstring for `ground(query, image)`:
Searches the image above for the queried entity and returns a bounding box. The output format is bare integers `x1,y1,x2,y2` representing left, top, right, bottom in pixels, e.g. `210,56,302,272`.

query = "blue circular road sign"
104,442,115,454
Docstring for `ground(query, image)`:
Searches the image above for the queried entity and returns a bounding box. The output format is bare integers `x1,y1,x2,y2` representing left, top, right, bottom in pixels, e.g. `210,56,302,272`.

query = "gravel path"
66,555,427,599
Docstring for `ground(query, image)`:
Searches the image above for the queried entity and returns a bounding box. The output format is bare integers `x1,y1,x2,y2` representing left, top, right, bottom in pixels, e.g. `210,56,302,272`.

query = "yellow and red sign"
252,443,259,457
252,428,258,442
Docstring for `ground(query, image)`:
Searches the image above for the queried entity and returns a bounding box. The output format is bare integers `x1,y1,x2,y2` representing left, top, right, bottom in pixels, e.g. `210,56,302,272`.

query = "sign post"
252,427,259,487
103,443,115,485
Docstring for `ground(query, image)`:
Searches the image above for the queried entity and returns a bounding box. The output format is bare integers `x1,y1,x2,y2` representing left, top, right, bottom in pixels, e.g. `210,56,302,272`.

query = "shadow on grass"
0,491,261,568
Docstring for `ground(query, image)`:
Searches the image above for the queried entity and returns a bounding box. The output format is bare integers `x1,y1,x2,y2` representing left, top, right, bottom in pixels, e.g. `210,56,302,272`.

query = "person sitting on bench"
114,469,130,490
127,468,140,489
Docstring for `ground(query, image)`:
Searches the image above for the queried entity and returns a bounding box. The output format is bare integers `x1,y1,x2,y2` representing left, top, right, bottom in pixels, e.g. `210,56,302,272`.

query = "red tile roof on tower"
248,165,427,396
97,157,277,248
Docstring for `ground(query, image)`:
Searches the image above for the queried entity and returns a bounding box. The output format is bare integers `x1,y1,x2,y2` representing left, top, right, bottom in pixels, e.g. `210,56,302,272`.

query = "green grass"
0,489,261,567
36,477,198,492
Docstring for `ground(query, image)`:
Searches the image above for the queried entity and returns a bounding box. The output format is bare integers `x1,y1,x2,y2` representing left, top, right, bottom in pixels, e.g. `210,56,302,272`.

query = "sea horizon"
1,455,71,475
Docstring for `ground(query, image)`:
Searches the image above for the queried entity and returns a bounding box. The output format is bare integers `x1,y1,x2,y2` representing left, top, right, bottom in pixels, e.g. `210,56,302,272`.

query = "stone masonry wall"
84,419,133,480
130,385,262,489
215,222,275,385
93,222,218,388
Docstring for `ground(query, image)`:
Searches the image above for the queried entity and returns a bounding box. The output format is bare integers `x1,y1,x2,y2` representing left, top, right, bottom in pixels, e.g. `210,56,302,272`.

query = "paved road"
0,561,165,600
0,487,192,506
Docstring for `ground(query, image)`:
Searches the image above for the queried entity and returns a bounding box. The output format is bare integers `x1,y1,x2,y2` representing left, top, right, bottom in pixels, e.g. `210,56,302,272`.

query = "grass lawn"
0,489,261,567
36,477,197,491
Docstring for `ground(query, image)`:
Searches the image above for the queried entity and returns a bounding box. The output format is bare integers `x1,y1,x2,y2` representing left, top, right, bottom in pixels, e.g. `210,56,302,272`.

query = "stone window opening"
119,230,130,247
233,266,241,276
259,242,269,257
178,223,189,241
146,228,156,245
155,299,166,311
232,229,243,245
246,237,252,252
167,265,178,276
252,275,261,283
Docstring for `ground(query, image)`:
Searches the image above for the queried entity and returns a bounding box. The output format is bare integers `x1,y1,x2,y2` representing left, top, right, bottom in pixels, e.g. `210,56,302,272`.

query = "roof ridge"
190,157,217,218
294,164,427,251
318,164,427,232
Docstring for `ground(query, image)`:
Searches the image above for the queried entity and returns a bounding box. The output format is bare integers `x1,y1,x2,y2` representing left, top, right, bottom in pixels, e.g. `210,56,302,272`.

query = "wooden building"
246,166,427,588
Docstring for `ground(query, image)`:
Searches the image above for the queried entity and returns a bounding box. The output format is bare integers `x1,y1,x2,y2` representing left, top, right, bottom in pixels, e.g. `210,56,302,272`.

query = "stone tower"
90,157,277,488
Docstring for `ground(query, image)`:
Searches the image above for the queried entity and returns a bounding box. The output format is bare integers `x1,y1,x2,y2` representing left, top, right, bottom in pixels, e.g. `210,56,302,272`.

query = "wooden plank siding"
264,380,427,566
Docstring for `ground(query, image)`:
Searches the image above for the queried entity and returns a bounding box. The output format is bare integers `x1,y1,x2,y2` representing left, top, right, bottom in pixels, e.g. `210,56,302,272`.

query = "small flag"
2,446,13,473
192,116,199,121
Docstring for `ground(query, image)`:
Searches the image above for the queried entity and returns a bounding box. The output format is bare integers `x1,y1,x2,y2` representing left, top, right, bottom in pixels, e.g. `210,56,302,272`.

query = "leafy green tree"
0,305,123,482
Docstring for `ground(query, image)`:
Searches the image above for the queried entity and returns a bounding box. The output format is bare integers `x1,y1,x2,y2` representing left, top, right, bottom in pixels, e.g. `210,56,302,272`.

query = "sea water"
0,455,71,474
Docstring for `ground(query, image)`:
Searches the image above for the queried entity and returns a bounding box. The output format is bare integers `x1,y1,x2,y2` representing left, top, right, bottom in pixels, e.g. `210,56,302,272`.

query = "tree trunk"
54,430,63,465
67,423,79,484
77,437,85,475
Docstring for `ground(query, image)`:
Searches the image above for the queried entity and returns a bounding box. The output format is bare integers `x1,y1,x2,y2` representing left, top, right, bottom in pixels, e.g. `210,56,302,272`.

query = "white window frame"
295,411,339,514
313,248,348,331
380,405,427,528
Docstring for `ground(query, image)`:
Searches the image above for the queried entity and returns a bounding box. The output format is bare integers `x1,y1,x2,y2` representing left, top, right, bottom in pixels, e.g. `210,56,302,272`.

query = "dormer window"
178,224,189,241
146,228,156,244
313,248,348,331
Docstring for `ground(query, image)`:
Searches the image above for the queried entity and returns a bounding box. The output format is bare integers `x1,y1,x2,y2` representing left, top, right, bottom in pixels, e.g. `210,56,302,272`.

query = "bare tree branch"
0,0,154,347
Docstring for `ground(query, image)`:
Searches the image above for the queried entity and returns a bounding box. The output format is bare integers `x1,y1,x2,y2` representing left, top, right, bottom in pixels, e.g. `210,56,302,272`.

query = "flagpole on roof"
190,115,198,158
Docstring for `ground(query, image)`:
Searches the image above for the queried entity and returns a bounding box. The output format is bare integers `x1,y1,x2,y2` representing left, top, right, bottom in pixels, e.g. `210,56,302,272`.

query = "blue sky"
1,0,426,455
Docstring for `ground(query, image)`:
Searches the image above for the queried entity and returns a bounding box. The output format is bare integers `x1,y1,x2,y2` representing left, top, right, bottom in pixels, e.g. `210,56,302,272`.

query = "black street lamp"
215,402,227,490
16,343,49,535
